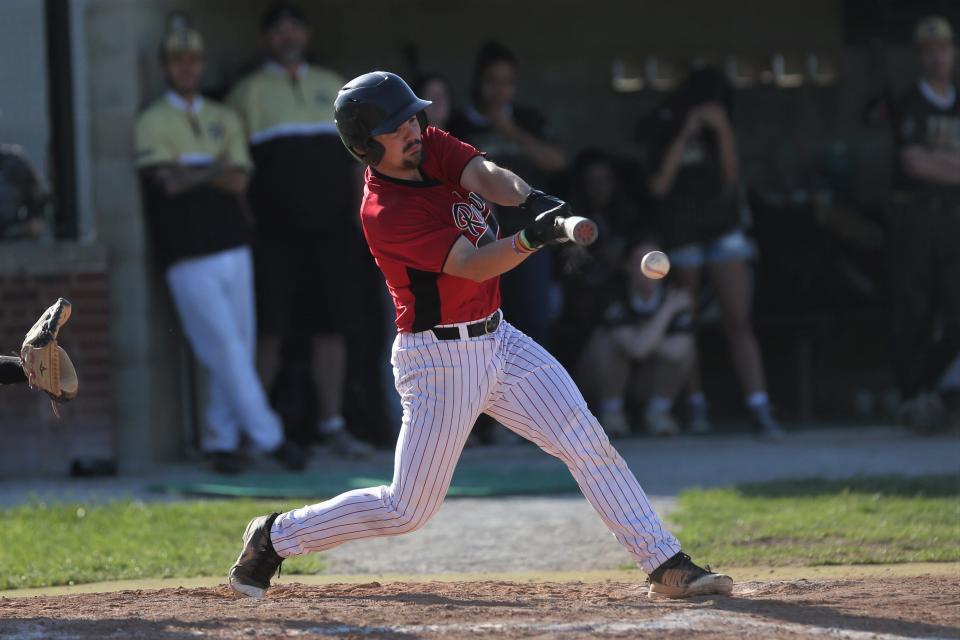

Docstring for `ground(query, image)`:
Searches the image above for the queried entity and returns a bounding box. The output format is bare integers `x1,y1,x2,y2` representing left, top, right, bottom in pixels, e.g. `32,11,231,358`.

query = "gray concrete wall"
0,0,50,178
79,0,188,470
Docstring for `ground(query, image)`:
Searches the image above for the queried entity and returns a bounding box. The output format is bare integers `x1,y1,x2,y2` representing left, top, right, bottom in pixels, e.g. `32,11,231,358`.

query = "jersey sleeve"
422,126,483,186
222,109,253,170
134,113,177,168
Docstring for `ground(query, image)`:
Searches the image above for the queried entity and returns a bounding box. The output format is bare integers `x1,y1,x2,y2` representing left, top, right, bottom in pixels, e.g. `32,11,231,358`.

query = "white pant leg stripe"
402,343,455,522
275,340,438,545
423,339,489,513
524,348,675,552
274,351,443,545
409,353,455,526
484,403,557,452
484,410,555,452
508,381,636,534
395,338,447,512
408,337,494,529
490,326,678,570
403,338,491,532
272,333,487,557
271,497,386,545
277,489,430,537
506,378,672,567
502,372,624,512
514,344,666,542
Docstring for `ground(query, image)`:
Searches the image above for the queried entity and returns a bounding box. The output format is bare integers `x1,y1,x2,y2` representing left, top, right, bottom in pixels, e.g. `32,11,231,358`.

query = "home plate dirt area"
1,576,958,639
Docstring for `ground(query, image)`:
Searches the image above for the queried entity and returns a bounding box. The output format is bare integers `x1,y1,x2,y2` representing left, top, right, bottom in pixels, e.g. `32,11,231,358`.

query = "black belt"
431,310,502,340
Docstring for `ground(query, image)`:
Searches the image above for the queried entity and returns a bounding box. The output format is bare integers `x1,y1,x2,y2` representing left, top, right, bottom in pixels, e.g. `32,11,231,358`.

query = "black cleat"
205,451,245,475
272,441,309,471
228,513,283,598
648,551,733,598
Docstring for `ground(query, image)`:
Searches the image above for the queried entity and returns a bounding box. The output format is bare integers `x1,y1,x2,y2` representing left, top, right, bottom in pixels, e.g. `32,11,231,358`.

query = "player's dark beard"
401,140,422,169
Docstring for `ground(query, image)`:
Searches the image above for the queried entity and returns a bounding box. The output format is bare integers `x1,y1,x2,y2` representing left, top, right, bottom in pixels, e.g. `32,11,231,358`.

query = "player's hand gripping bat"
519,189,598,248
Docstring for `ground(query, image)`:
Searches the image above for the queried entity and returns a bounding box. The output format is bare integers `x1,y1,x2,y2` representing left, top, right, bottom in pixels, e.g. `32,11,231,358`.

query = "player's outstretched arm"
442,235,531,282
0,355,27,385
443,194,571,283
460,156,531,206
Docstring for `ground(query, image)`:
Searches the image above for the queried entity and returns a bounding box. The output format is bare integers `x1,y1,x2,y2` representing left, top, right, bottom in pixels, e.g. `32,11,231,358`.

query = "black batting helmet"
334,71,431,166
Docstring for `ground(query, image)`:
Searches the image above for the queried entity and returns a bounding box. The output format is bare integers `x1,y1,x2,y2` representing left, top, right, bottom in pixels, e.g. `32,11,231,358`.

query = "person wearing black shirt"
447,41,567,346
638,68,782,440
0,144,49,240
577,236,695,437
889,16,960,432
227,4,373,458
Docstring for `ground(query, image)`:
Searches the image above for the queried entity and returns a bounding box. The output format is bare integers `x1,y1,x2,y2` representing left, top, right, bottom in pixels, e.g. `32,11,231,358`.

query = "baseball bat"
556,215,598,246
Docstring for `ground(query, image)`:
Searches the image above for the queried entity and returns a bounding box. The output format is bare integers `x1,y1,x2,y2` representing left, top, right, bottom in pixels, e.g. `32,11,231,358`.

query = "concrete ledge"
0,240,108,275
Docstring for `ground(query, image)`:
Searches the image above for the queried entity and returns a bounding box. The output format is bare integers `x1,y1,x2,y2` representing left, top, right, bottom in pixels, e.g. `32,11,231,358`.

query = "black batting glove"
519,189,566,217
518,189,571,249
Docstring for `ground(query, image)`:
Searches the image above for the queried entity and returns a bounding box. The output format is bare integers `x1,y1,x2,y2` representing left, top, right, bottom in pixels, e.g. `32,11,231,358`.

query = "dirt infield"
1,575,957,639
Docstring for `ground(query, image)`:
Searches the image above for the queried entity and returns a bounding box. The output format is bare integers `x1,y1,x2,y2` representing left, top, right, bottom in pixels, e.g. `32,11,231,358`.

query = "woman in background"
638,67,782,439
413,74,453,131
448,41,567,346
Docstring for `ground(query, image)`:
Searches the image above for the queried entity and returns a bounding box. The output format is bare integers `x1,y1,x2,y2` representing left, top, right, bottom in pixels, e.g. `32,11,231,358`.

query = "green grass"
3,475,958,590
0,499,324,590
668,474,960,567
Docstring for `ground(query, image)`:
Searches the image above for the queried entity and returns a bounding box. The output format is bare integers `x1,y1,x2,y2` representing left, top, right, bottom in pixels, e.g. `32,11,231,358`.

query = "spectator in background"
0,144,49,240
553,150,637,368
638,67,783,440
227,3,372,457
565,149,641,273
414,74,453,130
448,41,567,345
577,235,696,437
134,27,306,474
889,15,960,433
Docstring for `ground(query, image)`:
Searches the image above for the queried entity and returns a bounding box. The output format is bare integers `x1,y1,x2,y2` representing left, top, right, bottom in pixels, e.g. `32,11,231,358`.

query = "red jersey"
360,126,501,333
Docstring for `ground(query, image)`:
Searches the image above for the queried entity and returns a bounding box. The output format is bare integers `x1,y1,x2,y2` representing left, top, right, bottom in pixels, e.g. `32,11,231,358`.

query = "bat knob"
560,216,598,246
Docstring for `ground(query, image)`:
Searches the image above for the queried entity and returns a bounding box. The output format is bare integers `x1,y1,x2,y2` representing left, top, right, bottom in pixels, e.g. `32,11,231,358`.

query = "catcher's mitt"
21,298,78,412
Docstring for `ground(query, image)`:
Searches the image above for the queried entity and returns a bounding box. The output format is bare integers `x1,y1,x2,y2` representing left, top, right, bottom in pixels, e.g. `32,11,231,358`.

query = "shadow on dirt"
705,592,959,639
0,617,421,640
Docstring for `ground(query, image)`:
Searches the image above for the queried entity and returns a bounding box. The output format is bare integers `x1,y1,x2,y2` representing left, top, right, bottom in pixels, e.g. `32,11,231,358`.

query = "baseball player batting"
229,71,732,599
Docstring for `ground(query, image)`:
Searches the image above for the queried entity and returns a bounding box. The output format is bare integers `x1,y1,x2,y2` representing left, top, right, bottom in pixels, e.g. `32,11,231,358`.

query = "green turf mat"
152,466,580,499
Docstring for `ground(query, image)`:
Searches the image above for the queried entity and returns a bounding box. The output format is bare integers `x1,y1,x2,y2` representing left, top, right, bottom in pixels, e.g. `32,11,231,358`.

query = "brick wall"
0,260,113,477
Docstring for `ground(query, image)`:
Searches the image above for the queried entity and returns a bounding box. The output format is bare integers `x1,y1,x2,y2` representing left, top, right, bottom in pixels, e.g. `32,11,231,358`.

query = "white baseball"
641,250,670,279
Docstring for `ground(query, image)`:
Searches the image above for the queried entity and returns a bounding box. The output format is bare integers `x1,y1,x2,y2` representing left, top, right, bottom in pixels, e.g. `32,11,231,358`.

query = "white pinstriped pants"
271,318,680,573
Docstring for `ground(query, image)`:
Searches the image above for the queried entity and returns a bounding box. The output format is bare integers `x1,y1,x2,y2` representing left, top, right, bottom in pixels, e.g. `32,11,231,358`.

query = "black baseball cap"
261,3,307,33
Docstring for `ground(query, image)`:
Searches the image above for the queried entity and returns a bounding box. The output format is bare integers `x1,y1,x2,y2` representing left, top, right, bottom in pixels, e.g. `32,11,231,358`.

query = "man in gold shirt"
135,27,307,473
228,4,373,457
